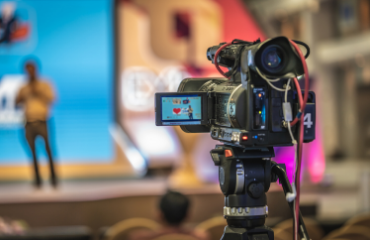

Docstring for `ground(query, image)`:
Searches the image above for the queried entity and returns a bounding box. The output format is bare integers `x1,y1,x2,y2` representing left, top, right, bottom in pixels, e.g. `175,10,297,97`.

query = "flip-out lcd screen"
161,95,202,125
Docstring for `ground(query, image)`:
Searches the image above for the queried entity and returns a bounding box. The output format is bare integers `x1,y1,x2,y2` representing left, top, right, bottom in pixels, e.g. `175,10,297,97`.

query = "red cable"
295,114,304,240
290,41,309,240
292,78,303,109
292,77,303,240
289,40,309,127
214,42,233,78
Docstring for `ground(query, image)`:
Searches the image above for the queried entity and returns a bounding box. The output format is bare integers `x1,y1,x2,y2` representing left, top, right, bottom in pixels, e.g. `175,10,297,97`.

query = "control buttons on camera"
231,132,240,142
212,128,219,137
253,135,266,142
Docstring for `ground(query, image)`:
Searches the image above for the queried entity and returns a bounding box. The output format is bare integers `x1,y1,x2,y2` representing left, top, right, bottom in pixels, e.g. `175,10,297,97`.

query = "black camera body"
155,36,316,149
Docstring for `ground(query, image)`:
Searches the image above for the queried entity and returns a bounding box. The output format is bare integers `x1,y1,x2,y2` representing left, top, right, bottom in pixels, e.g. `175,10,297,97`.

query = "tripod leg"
272,163,310,240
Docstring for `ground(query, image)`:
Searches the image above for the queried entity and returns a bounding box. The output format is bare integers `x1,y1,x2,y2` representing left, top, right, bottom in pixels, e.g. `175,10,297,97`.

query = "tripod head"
210,145,308,240
211,146,275,228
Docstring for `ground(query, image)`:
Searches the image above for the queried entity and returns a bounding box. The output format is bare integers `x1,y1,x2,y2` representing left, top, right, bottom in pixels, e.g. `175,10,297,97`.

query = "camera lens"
261,45,285,73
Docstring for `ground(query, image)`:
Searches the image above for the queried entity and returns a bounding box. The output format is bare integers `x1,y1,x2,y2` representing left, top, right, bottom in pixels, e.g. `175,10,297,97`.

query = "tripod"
210,145,310,240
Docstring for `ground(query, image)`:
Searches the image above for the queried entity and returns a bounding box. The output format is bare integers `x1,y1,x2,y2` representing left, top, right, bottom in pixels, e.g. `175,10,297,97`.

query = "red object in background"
214,0,265,42
10,24,29,41
186,0,266,78
121,0,264,43
174,12,191,39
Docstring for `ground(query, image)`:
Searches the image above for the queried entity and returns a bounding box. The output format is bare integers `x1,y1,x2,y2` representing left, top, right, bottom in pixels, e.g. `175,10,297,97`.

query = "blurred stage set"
1,0,370,239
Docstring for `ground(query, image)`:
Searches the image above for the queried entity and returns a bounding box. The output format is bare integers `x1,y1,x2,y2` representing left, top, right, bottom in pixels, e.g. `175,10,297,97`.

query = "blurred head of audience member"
159,190,189,226
129,190,209,240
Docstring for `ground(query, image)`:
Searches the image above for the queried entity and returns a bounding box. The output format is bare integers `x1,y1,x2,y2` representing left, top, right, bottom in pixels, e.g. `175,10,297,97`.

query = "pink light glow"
274,121,325,184
304,121,326,183
274,146,296,183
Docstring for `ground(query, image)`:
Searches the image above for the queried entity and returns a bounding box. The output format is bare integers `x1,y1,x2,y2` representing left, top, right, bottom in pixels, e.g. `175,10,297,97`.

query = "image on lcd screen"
161,96,202,121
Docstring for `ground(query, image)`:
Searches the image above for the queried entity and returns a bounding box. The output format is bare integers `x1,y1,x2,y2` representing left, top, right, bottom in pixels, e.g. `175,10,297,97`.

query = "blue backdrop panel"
0,0,114,164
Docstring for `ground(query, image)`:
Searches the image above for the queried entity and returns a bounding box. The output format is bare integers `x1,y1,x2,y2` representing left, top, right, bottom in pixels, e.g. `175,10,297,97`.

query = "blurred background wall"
245,0,370,160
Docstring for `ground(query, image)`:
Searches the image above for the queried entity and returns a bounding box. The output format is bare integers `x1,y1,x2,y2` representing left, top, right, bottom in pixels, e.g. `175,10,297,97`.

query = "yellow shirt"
16,80,55,122
188,108,193,113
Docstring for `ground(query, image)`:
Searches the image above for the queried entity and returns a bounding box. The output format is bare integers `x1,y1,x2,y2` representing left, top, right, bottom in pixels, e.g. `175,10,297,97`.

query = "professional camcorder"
155,36,315,240
155,36,315,149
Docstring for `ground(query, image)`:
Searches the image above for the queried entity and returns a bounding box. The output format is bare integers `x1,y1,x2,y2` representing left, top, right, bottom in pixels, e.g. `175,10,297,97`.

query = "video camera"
155,37,315,240
155,36,316,148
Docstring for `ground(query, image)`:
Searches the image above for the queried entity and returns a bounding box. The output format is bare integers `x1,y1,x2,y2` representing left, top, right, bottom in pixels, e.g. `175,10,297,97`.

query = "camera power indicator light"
242,136,248,141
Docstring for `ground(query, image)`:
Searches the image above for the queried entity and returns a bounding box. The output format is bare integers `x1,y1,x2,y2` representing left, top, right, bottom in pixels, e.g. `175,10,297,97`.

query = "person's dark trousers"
25,121,57,188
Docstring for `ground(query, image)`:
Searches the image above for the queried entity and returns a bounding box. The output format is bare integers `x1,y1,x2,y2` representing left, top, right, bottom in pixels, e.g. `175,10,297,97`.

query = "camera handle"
210,145,310,240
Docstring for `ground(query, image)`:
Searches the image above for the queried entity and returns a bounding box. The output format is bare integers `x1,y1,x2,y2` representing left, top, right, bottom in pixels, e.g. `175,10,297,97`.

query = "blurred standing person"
15,59,57,188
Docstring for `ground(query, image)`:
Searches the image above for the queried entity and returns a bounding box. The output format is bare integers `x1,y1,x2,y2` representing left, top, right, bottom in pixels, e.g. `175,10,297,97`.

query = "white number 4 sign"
304,113,313,129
